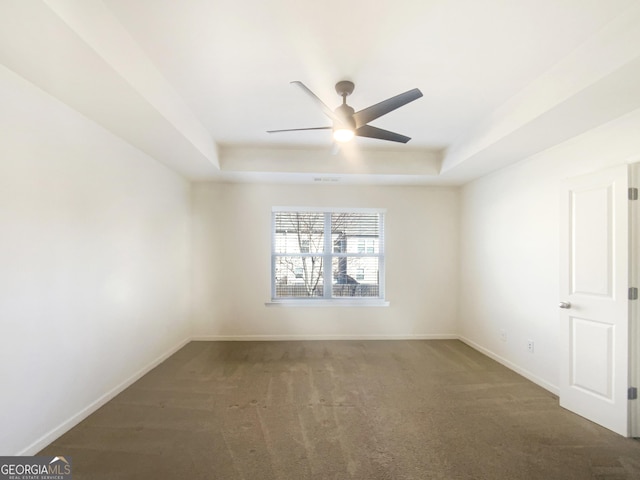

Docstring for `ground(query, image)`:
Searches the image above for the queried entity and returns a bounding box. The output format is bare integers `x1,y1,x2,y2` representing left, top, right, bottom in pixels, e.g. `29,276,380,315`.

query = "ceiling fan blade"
291,81,343,125
355,125,411,144
352,88,423,128
267,126,332,133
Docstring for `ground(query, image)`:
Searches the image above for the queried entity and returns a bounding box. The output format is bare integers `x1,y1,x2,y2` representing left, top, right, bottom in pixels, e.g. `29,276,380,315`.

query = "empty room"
2,0,640,478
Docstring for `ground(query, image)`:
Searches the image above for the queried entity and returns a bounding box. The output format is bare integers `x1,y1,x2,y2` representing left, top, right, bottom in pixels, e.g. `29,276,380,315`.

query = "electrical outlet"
527,340,534,353
499,329,507,342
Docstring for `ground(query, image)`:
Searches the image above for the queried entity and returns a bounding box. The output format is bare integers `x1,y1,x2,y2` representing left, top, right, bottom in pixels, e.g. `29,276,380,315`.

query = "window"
272,208,385,303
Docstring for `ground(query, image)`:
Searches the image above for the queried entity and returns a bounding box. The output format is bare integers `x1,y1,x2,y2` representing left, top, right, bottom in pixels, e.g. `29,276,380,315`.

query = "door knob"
559,301,571,309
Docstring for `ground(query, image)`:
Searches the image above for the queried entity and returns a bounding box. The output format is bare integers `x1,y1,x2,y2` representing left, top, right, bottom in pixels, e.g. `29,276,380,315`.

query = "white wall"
192,183,459,339
459,108,640,393
0,66,192,455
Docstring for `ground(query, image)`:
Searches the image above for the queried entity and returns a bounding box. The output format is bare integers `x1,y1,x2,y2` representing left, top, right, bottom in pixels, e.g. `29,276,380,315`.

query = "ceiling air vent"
313,177,340,183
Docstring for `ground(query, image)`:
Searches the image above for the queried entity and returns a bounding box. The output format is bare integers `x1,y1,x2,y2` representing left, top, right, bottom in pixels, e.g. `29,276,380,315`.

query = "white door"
559,164,629,436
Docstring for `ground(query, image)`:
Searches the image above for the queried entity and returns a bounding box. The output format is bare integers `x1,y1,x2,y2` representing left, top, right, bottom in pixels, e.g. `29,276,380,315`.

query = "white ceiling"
2,0,640,184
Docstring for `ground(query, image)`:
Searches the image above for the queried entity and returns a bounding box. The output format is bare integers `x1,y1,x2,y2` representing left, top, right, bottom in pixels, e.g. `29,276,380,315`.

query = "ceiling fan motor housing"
334,104,355,129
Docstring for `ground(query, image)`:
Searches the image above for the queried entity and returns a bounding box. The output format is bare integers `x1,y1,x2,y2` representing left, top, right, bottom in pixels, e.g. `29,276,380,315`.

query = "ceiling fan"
267,81,423,144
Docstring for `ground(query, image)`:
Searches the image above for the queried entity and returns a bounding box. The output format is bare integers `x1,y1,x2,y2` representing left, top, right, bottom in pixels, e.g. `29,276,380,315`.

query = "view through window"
272,208,385,301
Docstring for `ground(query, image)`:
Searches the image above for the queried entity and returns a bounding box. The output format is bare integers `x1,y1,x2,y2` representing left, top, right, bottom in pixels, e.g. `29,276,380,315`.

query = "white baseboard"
191,333,460,341
16,336,191,456
458,336,559,396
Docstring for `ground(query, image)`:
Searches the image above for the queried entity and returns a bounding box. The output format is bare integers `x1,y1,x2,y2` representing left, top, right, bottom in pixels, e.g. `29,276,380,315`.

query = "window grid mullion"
323,213,332,298
271,211,276,299
378,212,385,299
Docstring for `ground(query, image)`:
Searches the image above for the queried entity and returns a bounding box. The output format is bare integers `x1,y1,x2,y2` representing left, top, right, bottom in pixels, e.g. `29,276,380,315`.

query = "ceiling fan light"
333,128,354,143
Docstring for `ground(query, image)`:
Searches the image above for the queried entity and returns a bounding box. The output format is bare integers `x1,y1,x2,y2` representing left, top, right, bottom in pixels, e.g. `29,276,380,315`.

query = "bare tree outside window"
274,212,324,296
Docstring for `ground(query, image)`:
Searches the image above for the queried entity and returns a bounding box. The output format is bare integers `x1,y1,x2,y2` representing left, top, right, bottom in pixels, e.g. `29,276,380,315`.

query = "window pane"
274,256,324,297
274,212,325,254
332,213,380,254
332,257,379,297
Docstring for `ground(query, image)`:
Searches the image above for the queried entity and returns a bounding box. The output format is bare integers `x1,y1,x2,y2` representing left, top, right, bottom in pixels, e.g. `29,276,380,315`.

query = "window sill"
265,299,390,307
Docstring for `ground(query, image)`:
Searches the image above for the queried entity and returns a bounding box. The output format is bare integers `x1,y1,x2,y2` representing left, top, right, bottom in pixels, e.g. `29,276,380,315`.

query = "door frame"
631,160,640,438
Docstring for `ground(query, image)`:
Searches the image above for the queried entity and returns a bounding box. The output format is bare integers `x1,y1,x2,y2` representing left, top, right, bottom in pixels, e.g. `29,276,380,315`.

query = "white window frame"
268,207,388,307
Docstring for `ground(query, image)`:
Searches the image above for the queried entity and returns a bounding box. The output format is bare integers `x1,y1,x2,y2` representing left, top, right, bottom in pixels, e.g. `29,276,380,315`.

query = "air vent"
313,177,340,183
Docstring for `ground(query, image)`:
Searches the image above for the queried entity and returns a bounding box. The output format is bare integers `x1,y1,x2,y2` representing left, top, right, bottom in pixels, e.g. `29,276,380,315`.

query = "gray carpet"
39,340,640,479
